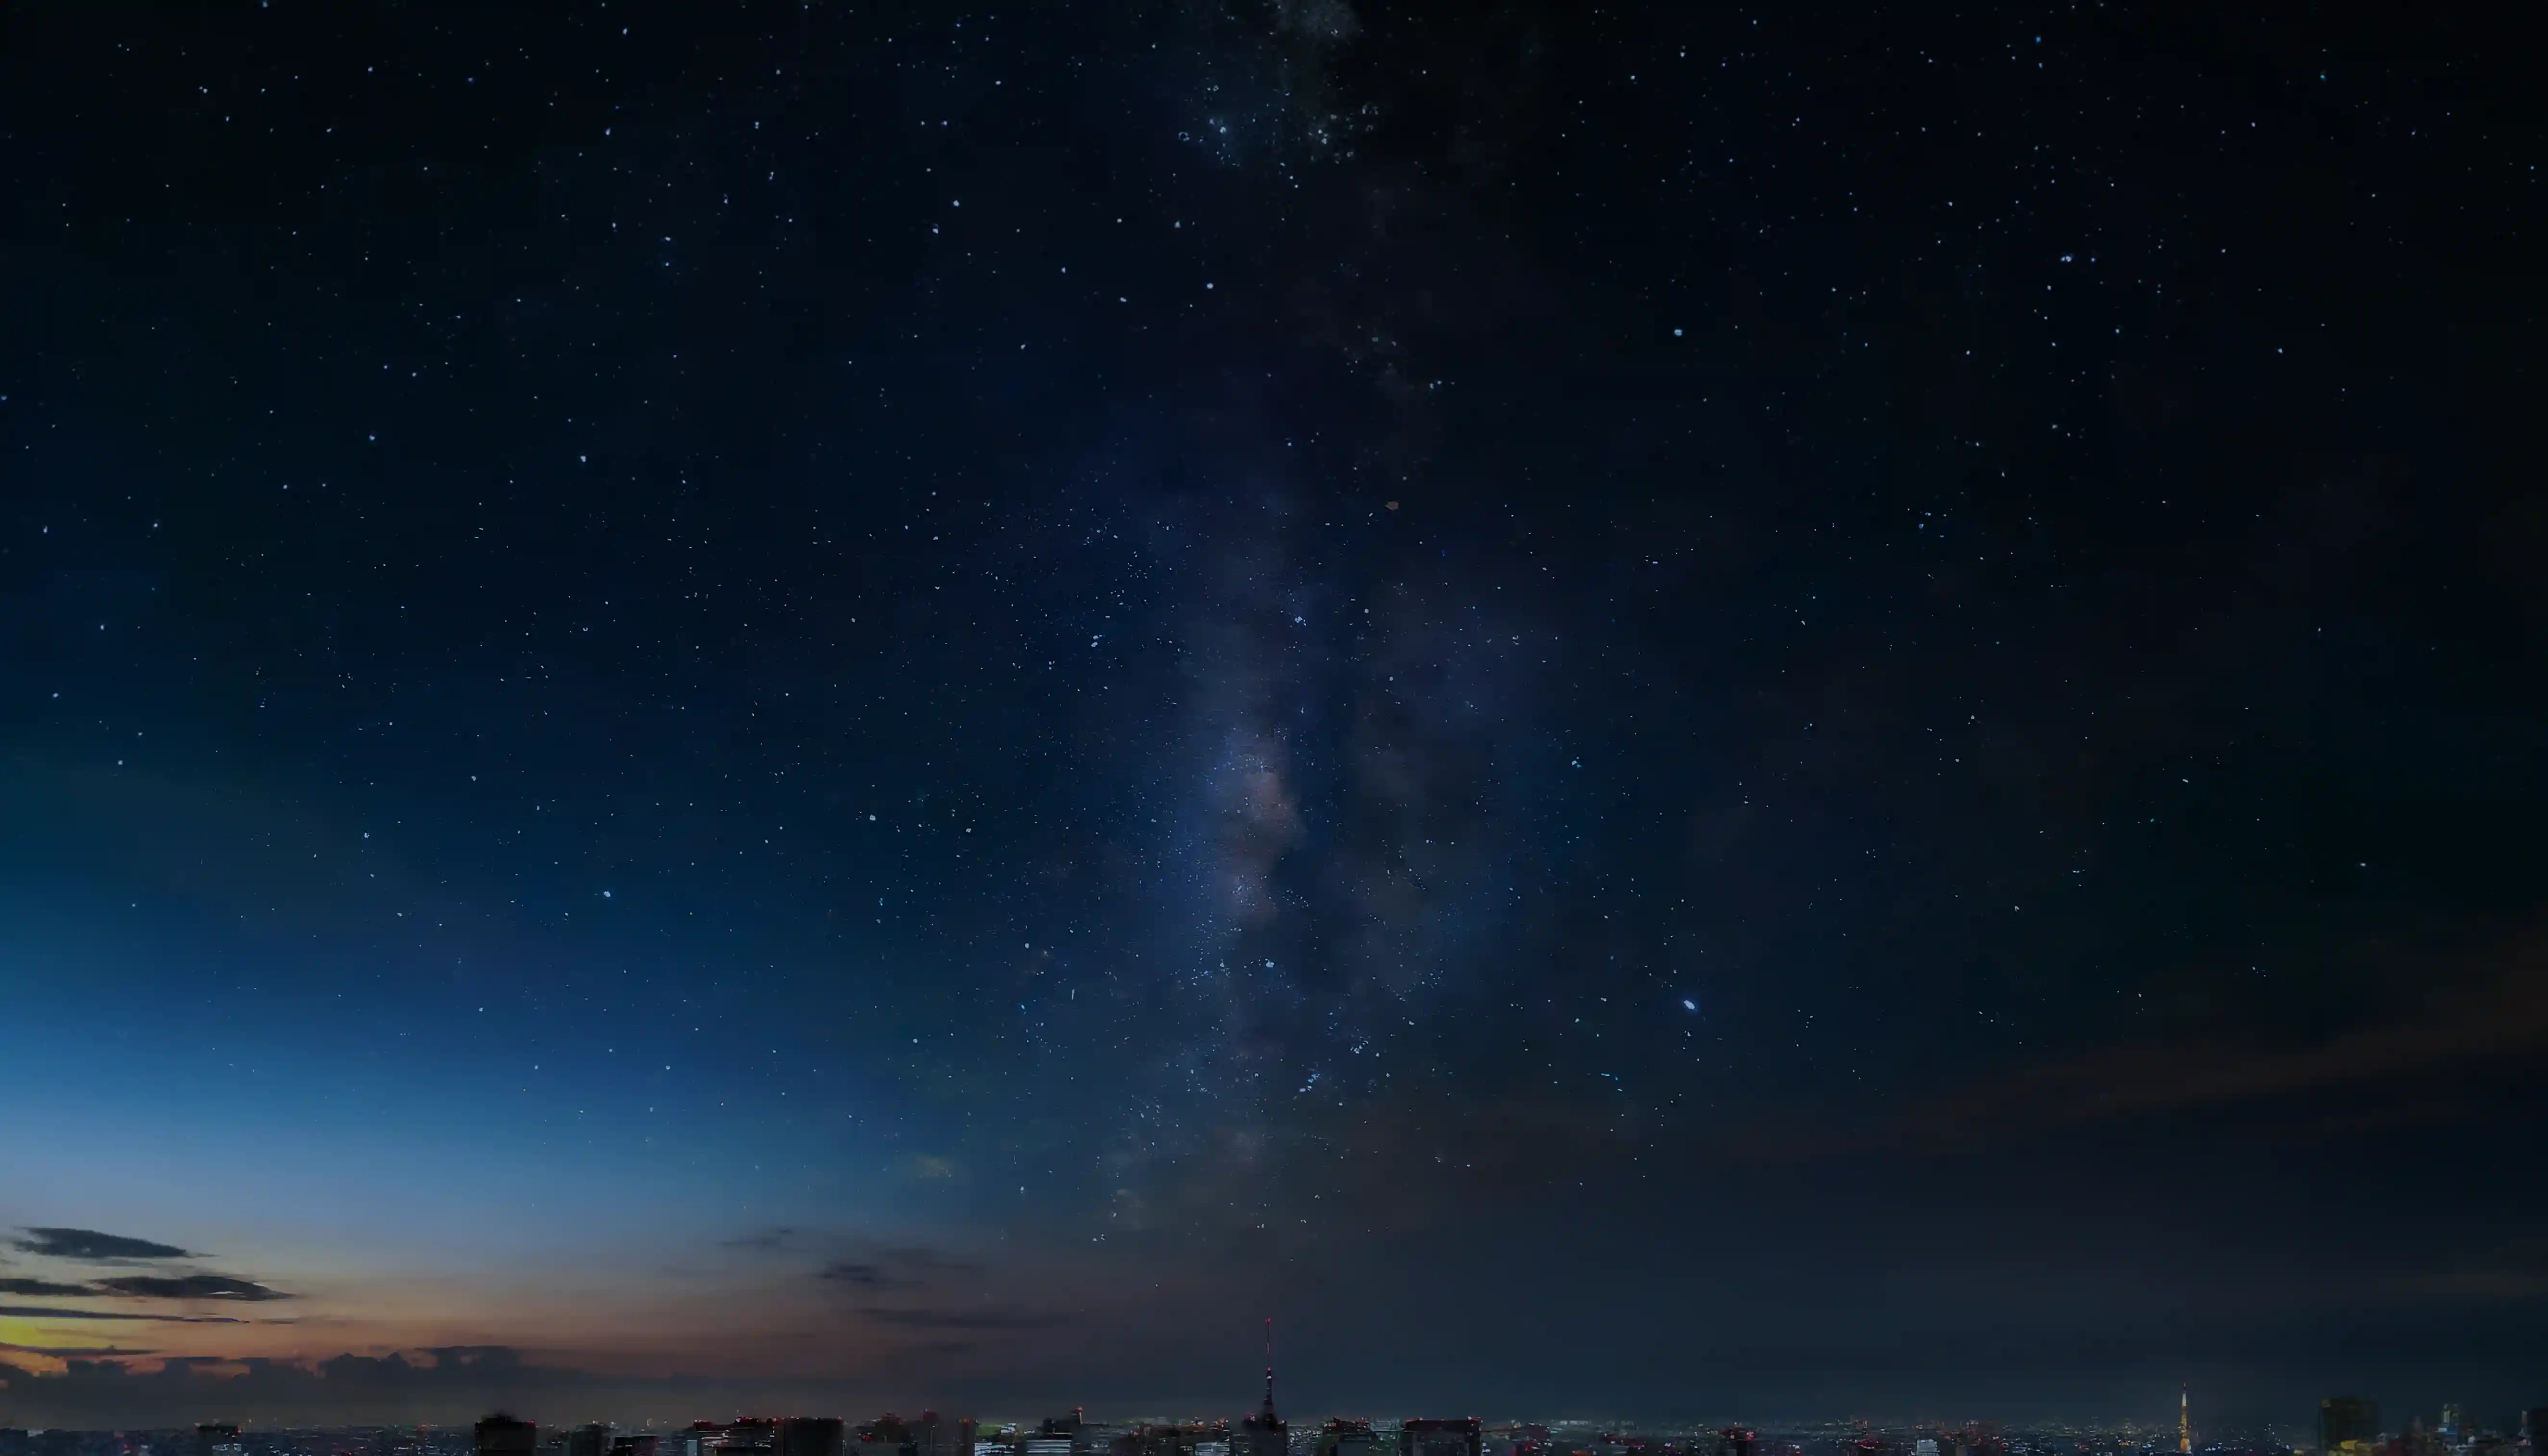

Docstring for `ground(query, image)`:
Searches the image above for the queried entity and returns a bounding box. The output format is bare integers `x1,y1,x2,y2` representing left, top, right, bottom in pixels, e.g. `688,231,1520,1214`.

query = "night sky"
2,3,2541,1433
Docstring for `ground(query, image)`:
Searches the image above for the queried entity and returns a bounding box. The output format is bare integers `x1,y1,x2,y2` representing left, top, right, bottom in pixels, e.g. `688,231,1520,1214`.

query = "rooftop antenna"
1263,1317,1277,1419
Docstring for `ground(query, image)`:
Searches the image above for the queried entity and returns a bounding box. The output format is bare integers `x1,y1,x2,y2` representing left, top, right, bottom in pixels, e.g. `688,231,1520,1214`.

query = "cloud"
814,1246,982,1290
0,1344,600,1427
879,1246,983,1274
855,1306,1069,1330
0,1343,155,1359
91,1275,291,1302
1891,947,2546,1150
0,1304,245,1324
7,1228,190,1261
720,1227,797,1251
0,1278,94,1297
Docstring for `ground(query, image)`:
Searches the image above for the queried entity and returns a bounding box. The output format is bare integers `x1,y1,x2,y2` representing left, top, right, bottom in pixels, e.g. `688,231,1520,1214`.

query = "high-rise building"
782,1421,847,1456
2320,1399,2380,1454
860,1417,917,1456
1021,1411,1085,1456
2524,1410,2548,1454
1319,1420,1382,1456
2181,1388,2192,1456
1401,1421,1482,1456
570,1427,614,1456
479,1417,540,1456
1113,1425,1230,1456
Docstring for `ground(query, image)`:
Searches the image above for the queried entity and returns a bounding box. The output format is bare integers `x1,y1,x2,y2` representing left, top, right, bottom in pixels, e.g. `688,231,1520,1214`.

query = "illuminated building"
1025,1411,1088,1456
1320,1420,1384,1456
1401,1421,1482,1456
1113,1424,1231,1456
2321,1399,2381,1454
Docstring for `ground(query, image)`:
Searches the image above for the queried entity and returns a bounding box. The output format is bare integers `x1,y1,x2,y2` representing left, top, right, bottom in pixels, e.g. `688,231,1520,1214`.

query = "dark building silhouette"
480,1417,540,1456
782,1421,848,1456
1718,1431,1758,1456
727,1422,782,1456
2320,1400,2380,1453
197,1428,243,1456
861,1416,917,1456
611,1440,661,1456
1318,1421,1382,1456
1403,1422,1483,1456
569,1427,613,1456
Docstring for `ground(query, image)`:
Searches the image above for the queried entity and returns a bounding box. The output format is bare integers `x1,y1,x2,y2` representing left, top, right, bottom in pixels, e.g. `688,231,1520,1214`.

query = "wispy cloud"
720,1228,796,1252
92,1275,292,1303
7,1228,190,1261
0,1278,94,1297
0,1304,245,1324
855,1306,1069,1330
0,1342,155,1359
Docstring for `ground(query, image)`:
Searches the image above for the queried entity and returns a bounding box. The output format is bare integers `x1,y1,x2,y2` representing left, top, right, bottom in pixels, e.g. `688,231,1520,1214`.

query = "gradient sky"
2,3,2541,1434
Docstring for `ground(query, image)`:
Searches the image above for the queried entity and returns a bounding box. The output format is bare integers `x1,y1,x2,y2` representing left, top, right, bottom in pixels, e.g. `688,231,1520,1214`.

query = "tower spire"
2180,1387,2190,1456
1262,1317,1277,1418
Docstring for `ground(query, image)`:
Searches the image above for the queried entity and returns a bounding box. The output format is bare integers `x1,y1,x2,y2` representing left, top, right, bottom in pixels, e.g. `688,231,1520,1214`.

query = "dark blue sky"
2,3,2540,1432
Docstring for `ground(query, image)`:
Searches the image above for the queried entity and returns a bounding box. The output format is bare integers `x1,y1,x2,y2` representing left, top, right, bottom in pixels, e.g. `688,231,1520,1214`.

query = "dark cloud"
879,1246,984,1274
0,1278,94,1297
0,1304,244,1323
6,1228,190,1261
91,1275,291,1302
720,1227,796,1251
817,1261,892,1288
855,1306,1070,1330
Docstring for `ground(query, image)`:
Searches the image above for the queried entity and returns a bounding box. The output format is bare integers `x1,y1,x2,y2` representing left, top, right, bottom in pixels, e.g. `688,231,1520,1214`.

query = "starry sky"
2,3,2541,1433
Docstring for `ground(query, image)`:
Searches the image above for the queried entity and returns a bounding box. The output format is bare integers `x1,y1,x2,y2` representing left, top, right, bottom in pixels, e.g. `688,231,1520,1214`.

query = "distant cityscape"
5,1395,2541,1456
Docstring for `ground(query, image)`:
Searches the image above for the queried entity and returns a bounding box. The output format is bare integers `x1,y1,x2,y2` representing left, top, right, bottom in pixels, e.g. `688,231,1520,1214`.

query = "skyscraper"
2180,1389,2191,1456
1401,1421,1482,1456
781,1421,847,1456
2320,1399,2381,1454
